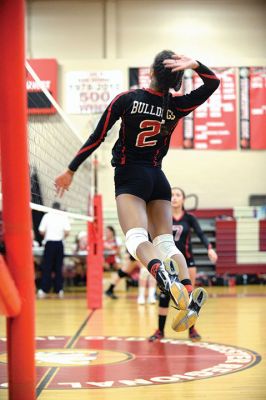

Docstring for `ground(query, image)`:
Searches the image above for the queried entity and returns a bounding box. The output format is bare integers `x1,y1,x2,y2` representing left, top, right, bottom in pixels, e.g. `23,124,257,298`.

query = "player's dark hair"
172,187,186,210
153,50,184,135
106,225,116,237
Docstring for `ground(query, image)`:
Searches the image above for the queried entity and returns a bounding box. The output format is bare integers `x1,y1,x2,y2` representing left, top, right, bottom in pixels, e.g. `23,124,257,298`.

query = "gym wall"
26,0,266,208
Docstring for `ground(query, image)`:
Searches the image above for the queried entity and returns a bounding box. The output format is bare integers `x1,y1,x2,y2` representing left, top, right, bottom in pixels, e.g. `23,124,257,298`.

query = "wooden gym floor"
0,284,266,399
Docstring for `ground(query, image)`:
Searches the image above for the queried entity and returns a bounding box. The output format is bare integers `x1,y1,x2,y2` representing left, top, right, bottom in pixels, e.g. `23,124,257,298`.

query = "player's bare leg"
116,194,188,309
105,253,139,300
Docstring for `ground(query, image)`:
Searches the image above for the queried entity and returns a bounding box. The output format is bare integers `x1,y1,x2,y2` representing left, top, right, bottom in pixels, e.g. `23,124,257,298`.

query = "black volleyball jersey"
68,62,220,171
172,212,211,259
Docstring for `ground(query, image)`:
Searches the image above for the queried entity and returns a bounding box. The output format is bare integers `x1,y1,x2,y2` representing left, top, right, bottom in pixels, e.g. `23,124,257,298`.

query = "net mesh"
26,62,93,218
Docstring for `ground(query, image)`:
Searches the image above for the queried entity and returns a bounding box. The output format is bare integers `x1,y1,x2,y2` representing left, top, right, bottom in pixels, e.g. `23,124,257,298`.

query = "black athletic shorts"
114,165,171,203
186,257,196,268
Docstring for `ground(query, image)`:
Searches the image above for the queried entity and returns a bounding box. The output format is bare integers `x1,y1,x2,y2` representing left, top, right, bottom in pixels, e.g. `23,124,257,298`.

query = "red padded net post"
0,1,36,399
86,195,104,309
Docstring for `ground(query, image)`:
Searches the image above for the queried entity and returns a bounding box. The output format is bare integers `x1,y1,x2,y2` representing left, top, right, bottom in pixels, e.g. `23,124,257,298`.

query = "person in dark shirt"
149,187,218,342
55,51,220,332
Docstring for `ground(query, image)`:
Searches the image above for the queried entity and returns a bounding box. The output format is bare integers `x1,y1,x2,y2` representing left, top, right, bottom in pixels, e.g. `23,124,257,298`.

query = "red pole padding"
87,195,104,309
0,1,36,399
0,255,21,317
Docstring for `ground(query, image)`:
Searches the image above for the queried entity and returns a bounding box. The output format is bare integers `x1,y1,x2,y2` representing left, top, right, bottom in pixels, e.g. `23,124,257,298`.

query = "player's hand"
163,54,199,72
208,248,218,264
54,169,74,198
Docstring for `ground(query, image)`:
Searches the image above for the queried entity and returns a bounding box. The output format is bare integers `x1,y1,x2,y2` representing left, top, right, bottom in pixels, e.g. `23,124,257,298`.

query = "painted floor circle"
0,336,261,390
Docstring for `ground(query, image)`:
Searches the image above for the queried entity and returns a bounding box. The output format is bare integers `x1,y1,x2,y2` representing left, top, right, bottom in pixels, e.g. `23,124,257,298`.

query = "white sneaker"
147,295,156,304
37,289,47,299
58,290,64,299
137,295,145,305
147,287,157,304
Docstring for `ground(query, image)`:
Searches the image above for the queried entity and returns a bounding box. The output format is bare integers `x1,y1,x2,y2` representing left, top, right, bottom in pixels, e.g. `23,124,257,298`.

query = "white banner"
66,70,123,114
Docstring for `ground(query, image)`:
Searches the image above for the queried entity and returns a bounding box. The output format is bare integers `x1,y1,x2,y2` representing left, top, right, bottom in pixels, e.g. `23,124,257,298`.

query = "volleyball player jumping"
55,51,220,331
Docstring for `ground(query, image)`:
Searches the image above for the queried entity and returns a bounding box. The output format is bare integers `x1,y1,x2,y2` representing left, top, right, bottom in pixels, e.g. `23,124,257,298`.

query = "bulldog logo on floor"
0,336,261,390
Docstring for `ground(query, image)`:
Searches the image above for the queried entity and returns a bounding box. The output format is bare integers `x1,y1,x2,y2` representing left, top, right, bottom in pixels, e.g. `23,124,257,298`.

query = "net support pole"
87,195,104,309
0,1,36,399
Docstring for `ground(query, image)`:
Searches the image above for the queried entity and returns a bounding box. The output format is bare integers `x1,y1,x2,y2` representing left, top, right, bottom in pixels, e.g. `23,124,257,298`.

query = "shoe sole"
169,281,190,310
171,309,198,332
164,258,179,275
164,258,189,310
189,287,208,310
171,287,208,332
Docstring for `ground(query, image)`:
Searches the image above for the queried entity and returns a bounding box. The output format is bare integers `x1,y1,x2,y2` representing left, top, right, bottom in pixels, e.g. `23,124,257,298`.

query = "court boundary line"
36,310,95,398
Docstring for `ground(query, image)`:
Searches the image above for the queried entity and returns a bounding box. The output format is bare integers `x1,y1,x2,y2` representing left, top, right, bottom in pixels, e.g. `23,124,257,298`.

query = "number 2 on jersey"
135,120,161,147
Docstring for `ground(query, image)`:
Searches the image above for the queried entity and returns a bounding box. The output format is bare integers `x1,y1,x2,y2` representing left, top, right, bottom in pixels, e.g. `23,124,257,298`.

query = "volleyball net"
25,61,104,310
26,61,93,220
1,53,105,318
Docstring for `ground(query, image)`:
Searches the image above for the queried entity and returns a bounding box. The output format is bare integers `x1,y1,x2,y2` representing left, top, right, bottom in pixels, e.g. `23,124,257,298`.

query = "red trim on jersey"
120,147,126,165
120,119,126,165
76,91,131,157
185,233,191,258
144,88,164,97
173,212,185,222
198,73,218,80
152,149,160,166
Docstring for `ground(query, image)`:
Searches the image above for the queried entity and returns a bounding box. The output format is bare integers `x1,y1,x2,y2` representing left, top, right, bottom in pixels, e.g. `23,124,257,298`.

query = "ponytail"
153,50,184,136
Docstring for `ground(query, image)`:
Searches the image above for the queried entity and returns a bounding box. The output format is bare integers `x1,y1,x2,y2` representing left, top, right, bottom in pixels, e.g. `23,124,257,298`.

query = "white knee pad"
153,234,182,261
125,228,149,260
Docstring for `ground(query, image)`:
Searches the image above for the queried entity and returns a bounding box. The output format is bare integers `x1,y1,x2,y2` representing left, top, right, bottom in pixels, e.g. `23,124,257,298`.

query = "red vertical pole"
0,1,36,399
87,195,104,309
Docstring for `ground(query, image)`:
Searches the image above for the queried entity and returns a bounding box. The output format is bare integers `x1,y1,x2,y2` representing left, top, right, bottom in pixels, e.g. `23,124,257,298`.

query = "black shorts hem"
115,188,171,203
186,258,196,268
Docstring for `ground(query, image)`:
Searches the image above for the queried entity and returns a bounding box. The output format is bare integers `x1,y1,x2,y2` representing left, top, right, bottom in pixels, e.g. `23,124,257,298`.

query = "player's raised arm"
164,54,220,116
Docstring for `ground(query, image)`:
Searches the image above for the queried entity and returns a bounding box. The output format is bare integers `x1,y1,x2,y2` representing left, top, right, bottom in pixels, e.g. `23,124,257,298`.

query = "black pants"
41,241,64,293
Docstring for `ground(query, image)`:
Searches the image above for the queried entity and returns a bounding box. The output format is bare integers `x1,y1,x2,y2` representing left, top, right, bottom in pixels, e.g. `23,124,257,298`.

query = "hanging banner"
240,67,266,150
26,58,58,115
171,72,194,149
249,67,266,149
66,70,123,114
193,67,237,150
170,117,184,148
239,67,250,149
